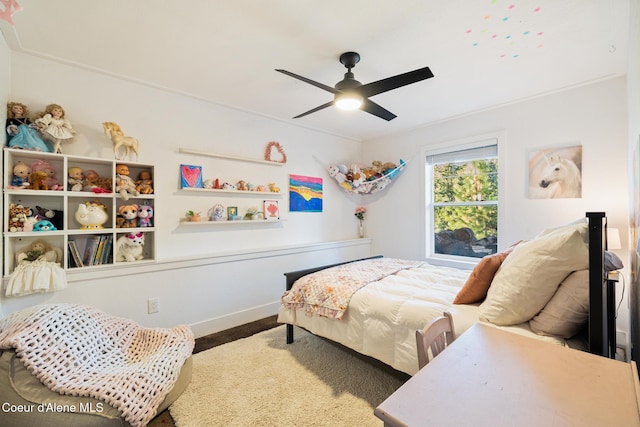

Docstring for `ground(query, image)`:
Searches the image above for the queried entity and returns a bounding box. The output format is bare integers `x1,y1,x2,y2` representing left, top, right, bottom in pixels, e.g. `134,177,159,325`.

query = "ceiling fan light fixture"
335,92,363,110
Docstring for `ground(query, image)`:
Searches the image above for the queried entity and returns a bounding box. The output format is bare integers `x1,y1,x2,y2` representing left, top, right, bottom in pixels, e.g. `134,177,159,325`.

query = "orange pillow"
453,243,520,305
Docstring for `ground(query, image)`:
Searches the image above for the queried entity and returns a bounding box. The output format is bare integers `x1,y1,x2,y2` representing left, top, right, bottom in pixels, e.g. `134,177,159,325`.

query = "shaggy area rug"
169,325,404,426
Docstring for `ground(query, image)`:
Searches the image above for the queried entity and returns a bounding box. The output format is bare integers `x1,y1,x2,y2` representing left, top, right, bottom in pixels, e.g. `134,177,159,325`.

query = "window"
426,142,498,260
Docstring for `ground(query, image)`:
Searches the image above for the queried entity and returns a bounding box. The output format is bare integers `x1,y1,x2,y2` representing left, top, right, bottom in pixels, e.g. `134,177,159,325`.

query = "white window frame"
423,132,506,269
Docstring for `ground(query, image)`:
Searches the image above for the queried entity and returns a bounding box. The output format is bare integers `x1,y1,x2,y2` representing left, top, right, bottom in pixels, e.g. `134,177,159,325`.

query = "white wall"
1,51,372,335
627,0,640,364
363,77,630,339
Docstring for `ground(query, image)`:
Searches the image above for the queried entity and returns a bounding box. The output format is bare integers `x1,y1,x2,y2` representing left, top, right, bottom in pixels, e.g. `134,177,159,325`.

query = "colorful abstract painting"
289,175,323,212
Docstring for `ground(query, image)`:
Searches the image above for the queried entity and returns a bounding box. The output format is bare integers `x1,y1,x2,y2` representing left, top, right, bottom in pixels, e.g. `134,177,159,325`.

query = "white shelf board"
179,148,285,166
180,219,283,225
179,187,283,196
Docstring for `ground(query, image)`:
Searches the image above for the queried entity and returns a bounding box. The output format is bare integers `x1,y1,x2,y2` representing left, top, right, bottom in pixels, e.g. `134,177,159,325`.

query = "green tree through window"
429,148,498,259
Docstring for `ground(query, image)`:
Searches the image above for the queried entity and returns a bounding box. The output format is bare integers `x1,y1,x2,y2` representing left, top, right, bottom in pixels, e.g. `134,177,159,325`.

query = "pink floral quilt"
281,258,424,319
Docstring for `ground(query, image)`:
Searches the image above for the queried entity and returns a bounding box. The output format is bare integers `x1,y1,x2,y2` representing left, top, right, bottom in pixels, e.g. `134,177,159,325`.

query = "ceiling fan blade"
357,67,434,98
361,99,397,121
292,101,335,119
275,69,339,94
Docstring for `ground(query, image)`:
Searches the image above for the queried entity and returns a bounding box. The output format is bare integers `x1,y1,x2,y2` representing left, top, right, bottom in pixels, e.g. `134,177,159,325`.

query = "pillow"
605,251,624,271
478,223,589,326
529,270,589,338
453,242,520,304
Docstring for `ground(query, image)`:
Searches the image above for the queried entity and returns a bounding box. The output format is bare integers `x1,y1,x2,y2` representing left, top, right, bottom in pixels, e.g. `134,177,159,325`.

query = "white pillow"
479,223,589,326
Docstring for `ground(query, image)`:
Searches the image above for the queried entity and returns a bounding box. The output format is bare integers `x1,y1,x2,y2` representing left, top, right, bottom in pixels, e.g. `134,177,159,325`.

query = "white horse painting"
529,147,582,199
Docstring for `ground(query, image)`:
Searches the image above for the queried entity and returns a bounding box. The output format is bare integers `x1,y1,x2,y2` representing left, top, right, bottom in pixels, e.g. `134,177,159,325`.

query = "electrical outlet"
147,298,159,314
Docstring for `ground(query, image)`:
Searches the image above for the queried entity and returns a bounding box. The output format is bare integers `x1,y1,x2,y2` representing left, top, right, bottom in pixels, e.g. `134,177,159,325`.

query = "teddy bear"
118,204,139,228
15,239,62,265
31,160,62,190
10,161,31,189
137,205,153,227
8,203,34,232
115,232,145,262
135,170,154,194
29,170,49,191
115,164,140,201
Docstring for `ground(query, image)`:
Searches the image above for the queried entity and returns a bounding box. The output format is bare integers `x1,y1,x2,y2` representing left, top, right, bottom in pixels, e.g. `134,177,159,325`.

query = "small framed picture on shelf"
180,164,204,188
263,200,279,220
227,206,238,220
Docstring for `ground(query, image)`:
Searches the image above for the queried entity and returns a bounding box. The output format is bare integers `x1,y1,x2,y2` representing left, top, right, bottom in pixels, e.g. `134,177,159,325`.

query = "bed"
277,212,613,375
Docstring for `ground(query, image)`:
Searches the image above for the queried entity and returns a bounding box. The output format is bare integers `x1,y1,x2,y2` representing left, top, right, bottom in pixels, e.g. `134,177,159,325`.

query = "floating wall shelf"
178,148,285,166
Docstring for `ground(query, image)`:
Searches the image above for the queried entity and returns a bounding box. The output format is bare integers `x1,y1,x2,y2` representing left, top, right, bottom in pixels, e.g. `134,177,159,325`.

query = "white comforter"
278,262,564,375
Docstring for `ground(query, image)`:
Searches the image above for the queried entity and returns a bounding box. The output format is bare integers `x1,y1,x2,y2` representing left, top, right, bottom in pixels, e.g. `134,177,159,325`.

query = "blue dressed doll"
6,102,53,152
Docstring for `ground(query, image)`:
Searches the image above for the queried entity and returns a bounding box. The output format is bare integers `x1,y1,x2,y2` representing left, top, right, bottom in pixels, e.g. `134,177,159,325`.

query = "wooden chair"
416,311,456,369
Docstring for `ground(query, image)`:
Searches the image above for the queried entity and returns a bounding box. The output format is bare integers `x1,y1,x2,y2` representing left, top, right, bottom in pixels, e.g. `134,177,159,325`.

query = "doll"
5,102,52,152
34,104,75,154
68,166,84,191
15,239,62,265
82,169,113,193
135,170,154,194
115,164,140,200
31,159,63,190
10,161,31,189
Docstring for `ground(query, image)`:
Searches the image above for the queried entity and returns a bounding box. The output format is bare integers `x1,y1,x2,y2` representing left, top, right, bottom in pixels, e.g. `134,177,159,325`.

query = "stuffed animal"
115,164,140,200
118,204,139,228
328,164,346,183
29,170,49,191
10,161,31,189
135,170,154,194
15,239,62,265
268,182,280,193
31,160,62,190
33,220,57,231
137,205,153,227
115,232,145,262
35,205,64,230
8,203,34,232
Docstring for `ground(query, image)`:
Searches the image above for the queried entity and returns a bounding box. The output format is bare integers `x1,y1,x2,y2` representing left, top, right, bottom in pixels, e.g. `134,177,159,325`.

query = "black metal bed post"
587,211,607,357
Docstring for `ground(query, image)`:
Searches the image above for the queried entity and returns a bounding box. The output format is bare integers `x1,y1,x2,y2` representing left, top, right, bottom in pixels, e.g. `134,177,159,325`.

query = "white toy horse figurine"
103,122,139,161
537,155,582,198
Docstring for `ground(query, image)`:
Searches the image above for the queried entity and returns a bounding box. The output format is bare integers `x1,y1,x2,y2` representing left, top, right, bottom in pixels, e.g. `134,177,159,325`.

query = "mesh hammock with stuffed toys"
328,159,406,194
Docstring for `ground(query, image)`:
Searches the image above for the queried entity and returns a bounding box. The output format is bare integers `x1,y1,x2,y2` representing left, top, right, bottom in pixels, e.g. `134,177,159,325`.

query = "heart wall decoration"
180,164,204,188
264,141,287,163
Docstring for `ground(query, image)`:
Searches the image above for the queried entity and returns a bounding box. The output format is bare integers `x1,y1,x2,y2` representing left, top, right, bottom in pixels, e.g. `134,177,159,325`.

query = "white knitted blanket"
0,304,194,427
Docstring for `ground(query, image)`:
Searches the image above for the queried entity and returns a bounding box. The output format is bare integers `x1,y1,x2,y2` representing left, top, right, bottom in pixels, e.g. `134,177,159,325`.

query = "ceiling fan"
276,52,434,121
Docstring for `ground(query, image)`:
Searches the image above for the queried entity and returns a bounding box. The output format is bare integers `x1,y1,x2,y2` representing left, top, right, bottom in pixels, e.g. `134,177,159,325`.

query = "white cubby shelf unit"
3,148,156,276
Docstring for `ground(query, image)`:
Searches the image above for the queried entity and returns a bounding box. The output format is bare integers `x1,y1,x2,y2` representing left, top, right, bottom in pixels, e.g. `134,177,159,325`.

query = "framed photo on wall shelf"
263,200,279,220
227,206,238,220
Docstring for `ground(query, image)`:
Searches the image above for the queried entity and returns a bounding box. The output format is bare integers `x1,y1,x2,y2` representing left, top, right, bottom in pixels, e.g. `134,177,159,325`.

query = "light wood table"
374,323,640,427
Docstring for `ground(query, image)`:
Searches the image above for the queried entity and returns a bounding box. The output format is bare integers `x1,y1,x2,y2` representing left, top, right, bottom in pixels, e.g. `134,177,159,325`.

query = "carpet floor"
167,325,405,426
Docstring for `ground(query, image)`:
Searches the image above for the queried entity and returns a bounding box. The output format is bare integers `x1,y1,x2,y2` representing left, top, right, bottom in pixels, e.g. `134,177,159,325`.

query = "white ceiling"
1,0,630,141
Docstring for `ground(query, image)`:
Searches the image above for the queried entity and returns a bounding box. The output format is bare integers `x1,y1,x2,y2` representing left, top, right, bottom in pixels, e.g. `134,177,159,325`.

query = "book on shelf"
101,235,113,265
81,236,100,266
68,241,84,268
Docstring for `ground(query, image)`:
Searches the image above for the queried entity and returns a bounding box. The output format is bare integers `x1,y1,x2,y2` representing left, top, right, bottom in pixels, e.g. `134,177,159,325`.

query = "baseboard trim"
189,301,281,338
